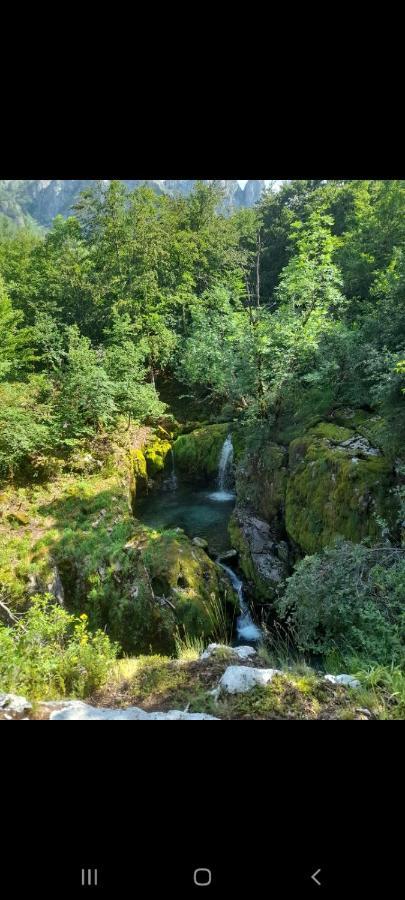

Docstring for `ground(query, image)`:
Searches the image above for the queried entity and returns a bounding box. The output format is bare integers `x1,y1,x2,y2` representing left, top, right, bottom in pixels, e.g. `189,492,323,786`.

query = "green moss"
330,408,387,447
235,442,288,524
129,448,148,505
228,512,259,588
172,424,230,478
141,528,237,647
309,422,354,442
143,437,171,477
7,510,30,526
286,431,396,553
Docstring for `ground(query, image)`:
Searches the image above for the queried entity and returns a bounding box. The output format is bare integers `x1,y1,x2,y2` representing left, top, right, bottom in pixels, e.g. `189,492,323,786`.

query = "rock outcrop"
0,180,267,229
226,411,400,600
285,422,396,554
229,509,289,599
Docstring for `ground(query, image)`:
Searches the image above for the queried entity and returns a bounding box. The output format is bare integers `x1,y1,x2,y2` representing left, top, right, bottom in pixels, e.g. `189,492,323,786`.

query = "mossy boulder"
329,408,387,451
117,526,238,655
285,424,397,554
173,424,230,479
144,437,172,477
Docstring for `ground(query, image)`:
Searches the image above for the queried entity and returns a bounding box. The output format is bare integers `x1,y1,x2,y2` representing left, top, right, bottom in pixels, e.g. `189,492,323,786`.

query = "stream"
136,435,263,645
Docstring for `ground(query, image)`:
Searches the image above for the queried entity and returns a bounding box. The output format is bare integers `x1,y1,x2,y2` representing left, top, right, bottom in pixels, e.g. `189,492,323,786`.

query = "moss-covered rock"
129,448,148,507
172,422,249,481
285,425,397,554
329,408,388,451
143,437,172,477
173,423,230,479
118,526,238,655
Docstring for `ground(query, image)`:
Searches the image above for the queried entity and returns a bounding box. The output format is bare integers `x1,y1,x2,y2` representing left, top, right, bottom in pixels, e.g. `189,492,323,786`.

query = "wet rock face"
229,509,289,599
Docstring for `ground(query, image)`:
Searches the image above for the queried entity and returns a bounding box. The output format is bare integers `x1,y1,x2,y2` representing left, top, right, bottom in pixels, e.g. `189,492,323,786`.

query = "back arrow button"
311,869,322,886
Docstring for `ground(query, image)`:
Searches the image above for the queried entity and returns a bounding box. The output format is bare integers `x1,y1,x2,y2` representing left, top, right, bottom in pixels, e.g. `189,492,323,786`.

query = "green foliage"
0,596,117,699
277,541,405,665
0,274,31,379
0,378,53,478
57,326,117,439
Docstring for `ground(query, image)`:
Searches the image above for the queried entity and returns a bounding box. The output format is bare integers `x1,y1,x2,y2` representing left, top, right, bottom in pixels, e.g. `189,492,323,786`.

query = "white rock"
47,701,218,720
233,646,257,660
0,693,32,714
199,644,256,661
219,666,281,694
324,674,361,688
192,536,208,549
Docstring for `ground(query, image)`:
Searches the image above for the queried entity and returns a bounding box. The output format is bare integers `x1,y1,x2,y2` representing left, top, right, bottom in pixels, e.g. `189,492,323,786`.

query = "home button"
194,868,212,887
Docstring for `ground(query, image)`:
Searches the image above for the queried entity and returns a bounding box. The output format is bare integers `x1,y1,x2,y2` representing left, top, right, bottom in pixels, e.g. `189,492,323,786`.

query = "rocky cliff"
0,179,266,228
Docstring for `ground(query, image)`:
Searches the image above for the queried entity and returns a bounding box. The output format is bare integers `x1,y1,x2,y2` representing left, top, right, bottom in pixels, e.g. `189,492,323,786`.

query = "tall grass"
202,590,234,646
174,628,205,661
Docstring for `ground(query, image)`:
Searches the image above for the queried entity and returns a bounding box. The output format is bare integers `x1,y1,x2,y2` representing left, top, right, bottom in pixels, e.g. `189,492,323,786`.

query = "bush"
276,540,405,666
0,595,118,699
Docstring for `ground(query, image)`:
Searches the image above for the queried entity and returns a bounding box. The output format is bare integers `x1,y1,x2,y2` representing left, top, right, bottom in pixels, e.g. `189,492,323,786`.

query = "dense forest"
0,179,404,720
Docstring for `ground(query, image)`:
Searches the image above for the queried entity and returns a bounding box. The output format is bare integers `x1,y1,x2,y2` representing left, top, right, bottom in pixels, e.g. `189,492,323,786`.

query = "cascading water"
169,447,178,490
209,434,235,502
219,561,262,644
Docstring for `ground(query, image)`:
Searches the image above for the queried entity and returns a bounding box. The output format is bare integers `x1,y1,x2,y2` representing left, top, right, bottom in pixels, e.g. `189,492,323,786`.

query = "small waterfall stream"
169,447,177,490
215,434,262,643
209,434,235,502
219,561,262,644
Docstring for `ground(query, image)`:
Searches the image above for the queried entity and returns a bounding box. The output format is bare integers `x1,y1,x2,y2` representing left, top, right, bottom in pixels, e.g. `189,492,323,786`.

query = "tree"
0,274,31,380
104,312,166,427
0,377,53,477
57,326,117,439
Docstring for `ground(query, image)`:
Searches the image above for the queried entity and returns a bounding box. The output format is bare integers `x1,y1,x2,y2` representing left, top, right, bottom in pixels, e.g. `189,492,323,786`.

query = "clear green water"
135,481,236,555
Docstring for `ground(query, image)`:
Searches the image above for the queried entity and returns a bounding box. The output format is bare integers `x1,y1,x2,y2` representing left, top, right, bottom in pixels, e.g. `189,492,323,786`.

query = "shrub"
276,540,405,666
0,595,118,699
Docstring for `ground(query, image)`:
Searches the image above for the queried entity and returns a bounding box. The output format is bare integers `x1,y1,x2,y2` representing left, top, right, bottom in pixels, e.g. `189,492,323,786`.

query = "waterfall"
217,434,234,491
219,561,262,643
209,435,235,502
